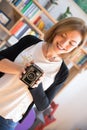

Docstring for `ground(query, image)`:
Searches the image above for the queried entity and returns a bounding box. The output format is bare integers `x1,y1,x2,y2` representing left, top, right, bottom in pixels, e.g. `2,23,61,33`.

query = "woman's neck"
42,42,61,62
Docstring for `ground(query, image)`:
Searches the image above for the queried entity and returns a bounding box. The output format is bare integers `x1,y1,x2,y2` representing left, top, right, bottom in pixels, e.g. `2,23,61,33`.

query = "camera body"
21,64,43,88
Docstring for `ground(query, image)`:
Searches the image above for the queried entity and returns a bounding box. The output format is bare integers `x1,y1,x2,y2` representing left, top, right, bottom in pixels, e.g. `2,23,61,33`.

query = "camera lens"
27,72,36,81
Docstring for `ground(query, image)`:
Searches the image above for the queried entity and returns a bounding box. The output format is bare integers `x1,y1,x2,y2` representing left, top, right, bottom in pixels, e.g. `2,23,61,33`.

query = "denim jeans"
0,116,18,130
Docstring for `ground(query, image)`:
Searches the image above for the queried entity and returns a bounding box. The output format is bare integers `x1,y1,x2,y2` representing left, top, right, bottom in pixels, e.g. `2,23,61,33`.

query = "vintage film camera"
21,64,43,88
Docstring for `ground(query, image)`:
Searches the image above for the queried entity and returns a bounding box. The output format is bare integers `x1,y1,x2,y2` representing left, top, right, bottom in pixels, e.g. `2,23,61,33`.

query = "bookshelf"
63,39,87,86
0,0,57,47
0,0,87,87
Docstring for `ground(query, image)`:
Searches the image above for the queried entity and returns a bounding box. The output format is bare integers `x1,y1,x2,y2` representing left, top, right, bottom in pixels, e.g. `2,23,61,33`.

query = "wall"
44,70,87,130
47,0,87,23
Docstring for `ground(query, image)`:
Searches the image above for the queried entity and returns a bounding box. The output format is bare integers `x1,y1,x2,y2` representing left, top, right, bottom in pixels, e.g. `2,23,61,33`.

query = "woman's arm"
45,61,69,103
0,58,25,75
0,35,42,62
29,61,69,111
0,35,42,77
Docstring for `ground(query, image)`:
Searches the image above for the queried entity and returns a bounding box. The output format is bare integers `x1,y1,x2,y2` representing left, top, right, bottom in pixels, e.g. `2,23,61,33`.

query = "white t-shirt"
0,41,62,122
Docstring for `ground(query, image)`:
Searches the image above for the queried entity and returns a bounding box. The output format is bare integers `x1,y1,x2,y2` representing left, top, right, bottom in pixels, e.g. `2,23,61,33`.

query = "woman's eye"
69,42,76,46
61,33,66,38
69,42,74,46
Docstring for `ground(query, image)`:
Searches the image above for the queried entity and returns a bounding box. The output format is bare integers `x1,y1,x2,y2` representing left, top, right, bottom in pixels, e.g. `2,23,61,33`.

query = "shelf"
0,24,10,42
33,0,57,24
0,41,7,49
70,49,87,69
64,66,79,86
12,0,57,36
0,0,21,30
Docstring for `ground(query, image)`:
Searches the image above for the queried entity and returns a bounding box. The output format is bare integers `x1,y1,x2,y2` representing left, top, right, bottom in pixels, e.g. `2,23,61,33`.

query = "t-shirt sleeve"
29,83,49,111
0,35,42,61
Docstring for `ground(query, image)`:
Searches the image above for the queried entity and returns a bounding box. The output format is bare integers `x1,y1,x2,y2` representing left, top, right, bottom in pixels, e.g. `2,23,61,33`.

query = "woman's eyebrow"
71,40,77,43
66,33,77,44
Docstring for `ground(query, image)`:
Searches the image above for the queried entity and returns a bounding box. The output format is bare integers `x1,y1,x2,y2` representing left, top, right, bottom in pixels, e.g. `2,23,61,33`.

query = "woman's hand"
0,58,31,77
20,62,44,88
0,58,25,75
19,61,34,78
31,72,44,88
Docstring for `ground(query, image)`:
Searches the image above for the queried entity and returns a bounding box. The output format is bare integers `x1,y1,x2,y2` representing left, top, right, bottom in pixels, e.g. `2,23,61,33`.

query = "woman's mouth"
57,43,65,50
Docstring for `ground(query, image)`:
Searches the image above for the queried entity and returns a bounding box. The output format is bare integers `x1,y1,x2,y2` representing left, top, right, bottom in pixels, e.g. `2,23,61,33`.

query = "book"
24,0,31,5
28,7,40,19
20,28,32,38
15,24,29,39
71,50,85,62
36,18,45,31
29,30,36,35
10,21,24,34
21,0,33,13
23,3,37,16
7,35,18,46
75,53,86,64
14,0,21,6
14,23,28,36
29,10,42,23
33,16,41,24
16,1,25,10
77,55,87,66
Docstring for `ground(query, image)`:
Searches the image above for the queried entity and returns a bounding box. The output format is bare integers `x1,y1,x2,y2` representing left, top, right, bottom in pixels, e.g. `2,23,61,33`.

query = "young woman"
0,17,87,130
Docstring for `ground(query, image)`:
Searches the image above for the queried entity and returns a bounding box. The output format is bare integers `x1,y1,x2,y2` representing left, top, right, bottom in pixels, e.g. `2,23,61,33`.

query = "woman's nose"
60,39,70,50
61,39,69,47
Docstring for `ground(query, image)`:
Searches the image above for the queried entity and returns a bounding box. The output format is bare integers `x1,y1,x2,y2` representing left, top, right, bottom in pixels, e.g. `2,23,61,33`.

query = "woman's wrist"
0,58,25,75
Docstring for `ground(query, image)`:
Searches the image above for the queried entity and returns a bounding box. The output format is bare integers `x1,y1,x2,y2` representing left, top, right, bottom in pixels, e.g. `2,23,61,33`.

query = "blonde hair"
44,17,87,47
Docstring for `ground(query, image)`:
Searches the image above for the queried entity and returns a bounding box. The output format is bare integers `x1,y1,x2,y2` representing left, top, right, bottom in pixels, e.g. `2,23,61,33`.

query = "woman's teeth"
57,44,64,50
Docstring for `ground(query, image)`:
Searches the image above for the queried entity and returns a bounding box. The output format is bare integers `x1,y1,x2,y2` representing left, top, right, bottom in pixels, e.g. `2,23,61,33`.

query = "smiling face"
50,30,82,55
